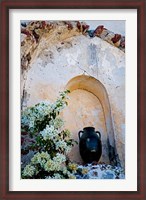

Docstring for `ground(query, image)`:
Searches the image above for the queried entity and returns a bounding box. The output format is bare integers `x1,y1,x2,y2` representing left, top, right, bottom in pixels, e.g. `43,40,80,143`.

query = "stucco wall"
62,89,109,164
21,21,125,167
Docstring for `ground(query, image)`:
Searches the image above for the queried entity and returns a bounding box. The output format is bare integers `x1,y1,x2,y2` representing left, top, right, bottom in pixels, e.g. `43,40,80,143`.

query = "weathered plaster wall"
21,21,125,167
62,89,109,164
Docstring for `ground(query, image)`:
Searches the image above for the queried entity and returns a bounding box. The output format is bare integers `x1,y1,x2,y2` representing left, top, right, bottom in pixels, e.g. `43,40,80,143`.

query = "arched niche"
64,75,120,166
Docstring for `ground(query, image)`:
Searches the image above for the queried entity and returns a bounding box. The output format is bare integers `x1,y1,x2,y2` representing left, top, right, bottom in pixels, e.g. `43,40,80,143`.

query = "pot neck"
83,127,95,132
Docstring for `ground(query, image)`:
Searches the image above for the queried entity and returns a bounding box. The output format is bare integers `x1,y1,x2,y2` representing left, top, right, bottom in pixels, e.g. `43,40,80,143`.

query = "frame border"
0,0,145,199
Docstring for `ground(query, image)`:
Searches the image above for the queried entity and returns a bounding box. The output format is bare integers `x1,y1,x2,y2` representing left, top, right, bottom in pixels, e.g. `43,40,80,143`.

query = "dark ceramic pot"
78,127,102,163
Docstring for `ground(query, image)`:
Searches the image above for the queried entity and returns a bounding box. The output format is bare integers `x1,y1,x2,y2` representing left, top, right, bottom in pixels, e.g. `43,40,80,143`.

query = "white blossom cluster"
39,117,64,139
21,90,69,134
40,125,59,140
44,153,66,172
53,153,66,163
21,101,52,133
21,90,78,179
55,140,72,154
22,151,77,179
31,151,50,168
55,140,67,150
49,117,64,130
39,118,72,154
22,164,36,177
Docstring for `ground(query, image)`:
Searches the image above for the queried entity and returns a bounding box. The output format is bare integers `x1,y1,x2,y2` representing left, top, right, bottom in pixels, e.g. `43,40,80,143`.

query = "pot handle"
96,131,101,139
78,131,84,139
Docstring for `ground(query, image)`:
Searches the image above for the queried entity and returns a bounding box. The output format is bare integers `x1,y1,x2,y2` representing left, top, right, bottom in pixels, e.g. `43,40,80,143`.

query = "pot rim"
83,126,95,130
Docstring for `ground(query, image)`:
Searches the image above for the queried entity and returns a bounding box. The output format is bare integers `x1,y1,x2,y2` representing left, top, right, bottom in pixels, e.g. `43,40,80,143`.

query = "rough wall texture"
62,89,109,164
21,21,125,167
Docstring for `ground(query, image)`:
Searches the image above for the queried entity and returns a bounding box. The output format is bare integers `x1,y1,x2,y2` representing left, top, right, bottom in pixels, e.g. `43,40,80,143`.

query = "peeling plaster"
21,21,125,167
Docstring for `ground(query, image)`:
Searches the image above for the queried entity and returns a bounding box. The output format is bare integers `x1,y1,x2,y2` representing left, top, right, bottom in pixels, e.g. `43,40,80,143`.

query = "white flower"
44,159,61,172
61,167,68,175
21,90,79,179
40,125,58,140
55,140,67,150
21,90,70,134
53,153,66,164
68,163,78,172
31,152,50,167
29,120,34,128
44,160,55,171
65,145,72,154
49,118,64,130
22,164,35,177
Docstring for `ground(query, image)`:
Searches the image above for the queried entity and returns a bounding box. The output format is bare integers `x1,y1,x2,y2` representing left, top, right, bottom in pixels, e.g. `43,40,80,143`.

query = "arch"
65,75,120,165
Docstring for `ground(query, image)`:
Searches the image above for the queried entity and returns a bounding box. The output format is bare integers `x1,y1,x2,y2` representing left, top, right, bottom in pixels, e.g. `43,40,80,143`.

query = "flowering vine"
21,90,78,179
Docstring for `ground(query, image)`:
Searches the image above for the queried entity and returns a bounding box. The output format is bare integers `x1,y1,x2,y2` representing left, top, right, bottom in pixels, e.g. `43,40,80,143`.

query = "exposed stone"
73,163,125,179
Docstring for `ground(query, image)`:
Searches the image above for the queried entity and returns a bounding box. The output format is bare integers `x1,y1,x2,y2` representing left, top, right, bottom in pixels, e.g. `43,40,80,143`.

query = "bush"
21,90,78,179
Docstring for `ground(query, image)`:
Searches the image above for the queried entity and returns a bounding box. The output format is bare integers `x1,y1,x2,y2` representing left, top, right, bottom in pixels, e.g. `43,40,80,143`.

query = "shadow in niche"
65,75,121,166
